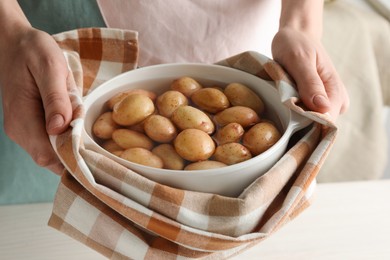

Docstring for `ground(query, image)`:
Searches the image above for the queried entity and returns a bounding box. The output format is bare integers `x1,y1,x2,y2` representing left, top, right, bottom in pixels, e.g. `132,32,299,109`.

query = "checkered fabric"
48,28,337,259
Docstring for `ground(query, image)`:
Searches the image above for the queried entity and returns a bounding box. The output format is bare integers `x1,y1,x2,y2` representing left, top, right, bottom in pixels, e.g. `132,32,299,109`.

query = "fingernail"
48,114,65,131
313,95,330,108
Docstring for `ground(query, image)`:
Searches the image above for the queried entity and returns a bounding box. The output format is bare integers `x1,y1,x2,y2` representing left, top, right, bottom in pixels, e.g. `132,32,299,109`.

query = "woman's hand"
272,27,349,120
274,0,349,120
0,25,72,175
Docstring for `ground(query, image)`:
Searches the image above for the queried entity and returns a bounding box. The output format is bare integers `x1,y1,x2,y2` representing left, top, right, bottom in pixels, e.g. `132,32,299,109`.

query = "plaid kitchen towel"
48,28,337,259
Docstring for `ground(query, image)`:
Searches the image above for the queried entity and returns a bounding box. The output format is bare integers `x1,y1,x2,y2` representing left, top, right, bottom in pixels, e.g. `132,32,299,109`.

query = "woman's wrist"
0,0,32,48
279,0,324,40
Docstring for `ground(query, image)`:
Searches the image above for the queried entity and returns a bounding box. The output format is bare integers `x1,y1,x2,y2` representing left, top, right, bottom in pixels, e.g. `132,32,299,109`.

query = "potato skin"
112,129,154,150
214,106,260,128
173,129,215,162
120,147,163,168
224,83,264,114
184,160,227,170
213,122,244,145
156,90,188,118
107,89,157,110
170,76,202,97
152,144,185,170
144,115,177,143
92,112,119,139
191,87,230,113
243,122,281,156
127,120,146,133
213,142,252,165
101,139,123,153
112,94,155,126
171,106,215,134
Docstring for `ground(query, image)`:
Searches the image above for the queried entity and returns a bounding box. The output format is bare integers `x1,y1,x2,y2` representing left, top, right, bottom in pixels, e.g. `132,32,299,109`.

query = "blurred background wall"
384,108,390,178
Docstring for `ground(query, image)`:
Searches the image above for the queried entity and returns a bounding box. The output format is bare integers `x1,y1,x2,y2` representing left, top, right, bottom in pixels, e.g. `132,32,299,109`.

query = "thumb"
36,63,73,135
286,61,331,114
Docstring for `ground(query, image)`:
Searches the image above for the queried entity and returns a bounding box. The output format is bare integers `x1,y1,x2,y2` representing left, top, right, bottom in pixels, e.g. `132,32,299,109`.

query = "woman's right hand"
272,27,349,120
273,0,349,121
0,24,73,175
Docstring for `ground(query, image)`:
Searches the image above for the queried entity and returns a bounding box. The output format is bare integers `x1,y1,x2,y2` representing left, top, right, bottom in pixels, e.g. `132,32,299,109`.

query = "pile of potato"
92,76,281,170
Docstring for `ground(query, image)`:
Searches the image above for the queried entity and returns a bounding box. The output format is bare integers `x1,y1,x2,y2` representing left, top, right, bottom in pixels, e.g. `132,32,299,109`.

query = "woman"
0,0,349,203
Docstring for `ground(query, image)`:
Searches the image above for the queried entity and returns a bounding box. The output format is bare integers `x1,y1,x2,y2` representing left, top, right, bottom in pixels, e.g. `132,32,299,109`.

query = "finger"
318,63,350,120
45,162,66,176
10,97,64,174
326,85,349,121
27,119,63,173
285,60,331,114
39,64,72,135
30,49,72,136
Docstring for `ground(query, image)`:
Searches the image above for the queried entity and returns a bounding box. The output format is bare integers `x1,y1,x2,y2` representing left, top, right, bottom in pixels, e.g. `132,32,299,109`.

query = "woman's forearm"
280,0,324,39
0,0,31,47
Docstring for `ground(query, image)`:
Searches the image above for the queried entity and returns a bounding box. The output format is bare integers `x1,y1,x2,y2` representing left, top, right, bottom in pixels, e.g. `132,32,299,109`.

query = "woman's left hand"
272,27,349,120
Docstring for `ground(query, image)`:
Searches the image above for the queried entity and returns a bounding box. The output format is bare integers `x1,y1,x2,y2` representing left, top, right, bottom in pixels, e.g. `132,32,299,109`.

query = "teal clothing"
0,0,105,205
18,0,106,34
0,101,60,205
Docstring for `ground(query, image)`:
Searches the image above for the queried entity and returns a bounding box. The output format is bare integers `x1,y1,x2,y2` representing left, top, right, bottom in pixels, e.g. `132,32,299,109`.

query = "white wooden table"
1,180,390,260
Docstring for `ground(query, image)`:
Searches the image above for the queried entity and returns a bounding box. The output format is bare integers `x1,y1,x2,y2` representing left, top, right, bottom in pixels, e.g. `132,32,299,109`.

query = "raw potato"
213,142,252,165
191,88,230,113
127,109,158,133
156,90,188,118
171,106,215,134
120,147,163,168
93,75,281,171
213,122,244,145
184,160,227,170
243,122,281,156
101,139,123,153
214,106,260,128
152,144,185,170
209,85,224,92
224,83,265,114
112,94,155,126
112,150,124,157
144,115,177,143
127,120,146,133
107,89,157,109
174,129,215,162
92,112,119,139
170,76,202,97
112,129,154,150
